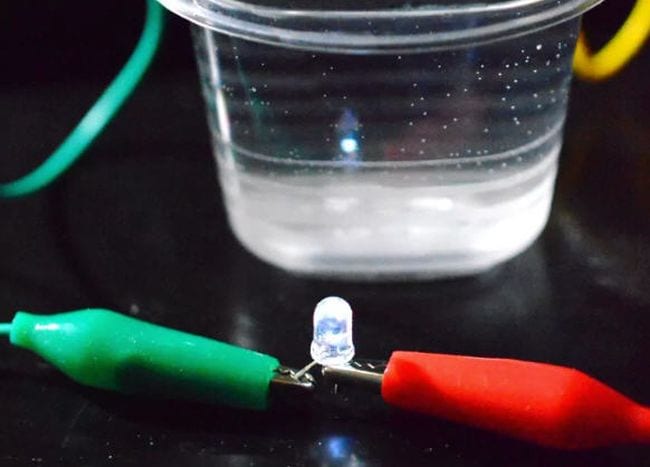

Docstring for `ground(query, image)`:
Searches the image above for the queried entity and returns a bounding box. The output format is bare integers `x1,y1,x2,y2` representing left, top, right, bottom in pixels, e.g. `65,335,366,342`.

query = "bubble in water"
536,44,543,50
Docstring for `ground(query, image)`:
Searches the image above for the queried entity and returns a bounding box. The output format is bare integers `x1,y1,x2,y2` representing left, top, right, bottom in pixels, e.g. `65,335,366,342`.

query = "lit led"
340,137,359,154
310,296,355,366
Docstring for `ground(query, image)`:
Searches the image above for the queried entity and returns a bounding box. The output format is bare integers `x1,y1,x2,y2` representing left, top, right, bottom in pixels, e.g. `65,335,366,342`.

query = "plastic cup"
158,0,602,279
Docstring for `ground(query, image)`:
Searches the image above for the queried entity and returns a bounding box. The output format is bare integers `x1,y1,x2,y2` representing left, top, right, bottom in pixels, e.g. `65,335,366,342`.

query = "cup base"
223,159,557,280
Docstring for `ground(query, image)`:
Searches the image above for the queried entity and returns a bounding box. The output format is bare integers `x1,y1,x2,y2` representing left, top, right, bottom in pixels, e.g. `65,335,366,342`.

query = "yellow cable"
574,0,650,81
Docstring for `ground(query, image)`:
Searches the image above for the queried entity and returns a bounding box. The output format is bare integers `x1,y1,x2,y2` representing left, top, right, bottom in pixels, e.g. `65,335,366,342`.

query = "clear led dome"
310,297,355,366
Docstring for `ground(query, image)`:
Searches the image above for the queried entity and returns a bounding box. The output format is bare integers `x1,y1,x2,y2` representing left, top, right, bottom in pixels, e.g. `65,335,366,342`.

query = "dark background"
1,1,649,465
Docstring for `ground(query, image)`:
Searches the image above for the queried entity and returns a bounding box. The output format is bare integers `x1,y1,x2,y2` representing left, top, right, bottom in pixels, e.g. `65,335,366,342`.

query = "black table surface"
1,2,650,465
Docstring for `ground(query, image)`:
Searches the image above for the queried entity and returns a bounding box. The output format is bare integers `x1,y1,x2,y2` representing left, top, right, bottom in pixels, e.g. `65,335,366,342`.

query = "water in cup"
193,19,577,278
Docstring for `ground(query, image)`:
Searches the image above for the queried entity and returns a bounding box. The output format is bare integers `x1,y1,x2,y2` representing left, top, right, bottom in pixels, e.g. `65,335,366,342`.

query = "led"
310,296,355,366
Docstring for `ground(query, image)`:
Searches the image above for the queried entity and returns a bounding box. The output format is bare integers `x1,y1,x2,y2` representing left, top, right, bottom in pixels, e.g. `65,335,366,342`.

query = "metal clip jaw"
269,366,316,407
272,366,317,390
269,359,386,407
321,360,387,392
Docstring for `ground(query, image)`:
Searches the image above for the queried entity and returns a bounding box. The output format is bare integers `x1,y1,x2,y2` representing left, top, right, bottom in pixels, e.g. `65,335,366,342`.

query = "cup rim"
159,0,602,52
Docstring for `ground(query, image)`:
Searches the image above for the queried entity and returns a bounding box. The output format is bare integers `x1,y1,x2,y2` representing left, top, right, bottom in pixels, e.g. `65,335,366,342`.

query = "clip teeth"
321,359,386,390
272,366,316,390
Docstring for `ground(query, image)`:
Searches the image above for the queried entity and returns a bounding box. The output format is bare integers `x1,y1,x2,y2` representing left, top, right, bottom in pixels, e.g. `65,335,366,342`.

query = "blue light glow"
340,137,359,154
326,436,351,460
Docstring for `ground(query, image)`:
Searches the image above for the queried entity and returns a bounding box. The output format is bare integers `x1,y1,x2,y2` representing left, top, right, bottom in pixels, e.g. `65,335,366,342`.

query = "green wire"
0,0,164,198
0,323,11,336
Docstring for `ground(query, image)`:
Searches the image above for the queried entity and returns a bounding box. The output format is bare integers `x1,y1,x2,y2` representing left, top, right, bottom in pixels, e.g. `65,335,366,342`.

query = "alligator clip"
309,297,650,450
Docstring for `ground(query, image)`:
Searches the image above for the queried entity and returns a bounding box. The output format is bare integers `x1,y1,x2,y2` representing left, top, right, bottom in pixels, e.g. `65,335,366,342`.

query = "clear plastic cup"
158,0,602,279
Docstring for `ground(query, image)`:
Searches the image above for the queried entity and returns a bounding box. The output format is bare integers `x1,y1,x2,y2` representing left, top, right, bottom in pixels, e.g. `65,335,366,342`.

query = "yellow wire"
574,0,650,81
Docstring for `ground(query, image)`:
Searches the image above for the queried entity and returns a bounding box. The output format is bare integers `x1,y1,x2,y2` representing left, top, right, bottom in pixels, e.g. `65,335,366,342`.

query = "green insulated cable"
0,323,11,336
0,0,164,198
